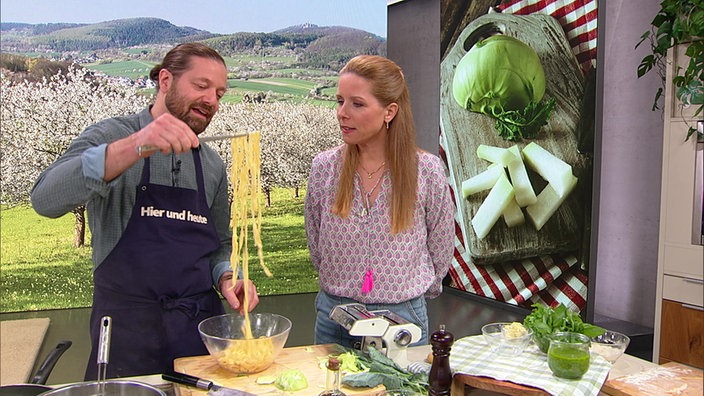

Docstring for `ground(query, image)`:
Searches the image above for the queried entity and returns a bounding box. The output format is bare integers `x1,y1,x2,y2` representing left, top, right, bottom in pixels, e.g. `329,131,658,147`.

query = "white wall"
387,0,440,155
591,0,663,327
387,0,664,329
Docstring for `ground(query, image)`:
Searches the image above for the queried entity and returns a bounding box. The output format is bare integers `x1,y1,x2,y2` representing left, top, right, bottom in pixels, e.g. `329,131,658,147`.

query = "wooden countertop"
172,344,431,396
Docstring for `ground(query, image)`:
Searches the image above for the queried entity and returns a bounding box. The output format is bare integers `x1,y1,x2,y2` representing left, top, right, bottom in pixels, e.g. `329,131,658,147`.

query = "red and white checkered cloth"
497,0,598,74
441,0,597,312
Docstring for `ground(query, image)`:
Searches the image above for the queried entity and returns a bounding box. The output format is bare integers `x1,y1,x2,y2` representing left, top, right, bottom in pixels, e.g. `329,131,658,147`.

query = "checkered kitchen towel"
450,335,611,396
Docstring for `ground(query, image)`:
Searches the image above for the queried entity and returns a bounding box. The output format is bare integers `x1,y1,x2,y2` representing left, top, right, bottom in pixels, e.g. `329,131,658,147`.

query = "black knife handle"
162,371,213,390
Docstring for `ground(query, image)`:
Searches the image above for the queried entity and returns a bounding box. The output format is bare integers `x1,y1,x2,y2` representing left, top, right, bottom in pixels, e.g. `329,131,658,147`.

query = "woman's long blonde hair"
332,55,418,234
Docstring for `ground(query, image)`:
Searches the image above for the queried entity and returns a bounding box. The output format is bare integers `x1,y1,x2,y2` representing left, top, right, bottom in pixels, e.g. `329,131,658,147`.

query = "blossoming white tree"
207,101,341,206
1,67,150,246
1,69,342,246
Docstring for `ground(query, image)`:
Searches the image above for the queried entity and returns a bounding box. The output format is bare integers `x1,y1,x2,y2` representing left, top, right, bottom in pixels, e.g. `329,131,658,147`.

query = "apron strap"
138,148,205,194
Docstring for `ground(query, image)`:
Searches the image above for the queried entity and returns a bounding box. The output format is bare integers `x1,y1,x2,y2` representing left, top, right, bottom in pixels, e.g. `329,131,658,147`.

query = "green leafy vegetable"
493,98,556,141
335,351,368,373
452,34,555,141
523,303,606,353
274,369,308,391
335,346,428,395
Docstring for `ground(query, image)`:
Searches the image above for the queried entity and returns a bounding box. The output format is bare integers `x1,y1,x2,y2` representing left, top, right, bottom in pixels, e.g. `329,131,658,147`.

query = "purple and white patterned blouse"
305,145,456,304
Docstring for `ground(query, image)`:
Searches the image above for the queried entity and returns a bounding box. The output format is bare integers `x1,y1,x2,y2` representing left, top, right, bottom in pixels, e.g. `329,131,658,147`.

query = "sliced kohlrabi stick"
476,144,518,167
507,145,537,207
522,142,574,198
526,175,578,231
471,172,515,239
461,164,504,198
502,198,525,228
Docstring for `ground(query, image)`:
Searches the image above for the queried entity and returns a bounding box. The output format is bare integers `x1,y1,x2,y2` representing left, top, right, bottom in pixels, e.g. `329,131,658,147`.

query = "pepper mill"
428,324,454,396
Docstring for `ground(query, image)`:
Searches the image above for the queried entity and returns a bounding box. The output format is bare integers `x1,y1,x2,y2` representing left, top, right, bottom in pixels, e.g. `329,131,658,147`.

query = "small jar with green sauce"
547,332,591,379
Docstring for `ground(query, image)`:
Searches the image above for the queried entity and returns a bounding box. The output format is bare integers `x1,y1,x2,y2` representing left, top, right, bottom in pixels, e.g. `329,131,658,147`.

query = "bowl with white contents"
481,322,533,356
590,330,630,363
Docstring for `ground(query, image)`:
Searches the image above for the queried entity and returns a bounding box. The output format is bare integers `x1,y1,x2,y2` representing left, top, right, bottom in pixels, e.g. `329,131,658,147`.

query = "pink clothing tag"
361,269,374,294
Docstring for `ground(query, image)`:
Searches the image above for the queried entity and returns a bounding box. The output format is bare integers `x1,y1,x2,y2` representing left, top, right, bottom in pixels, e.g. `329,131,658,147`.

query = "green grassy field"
0,188,319,313
89,60,155,79
228,78,313,97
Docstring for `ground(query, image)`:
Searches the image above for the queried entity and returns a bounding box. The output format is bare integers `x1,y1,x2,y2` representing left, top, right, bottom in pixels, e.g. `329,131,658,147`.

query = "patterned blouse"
304,145,456,304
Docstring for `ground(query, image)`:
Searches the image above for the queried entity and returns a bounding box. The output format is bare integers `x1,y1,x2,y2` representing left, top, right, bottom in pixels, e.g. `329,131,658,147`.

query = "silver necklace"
359,171,385,216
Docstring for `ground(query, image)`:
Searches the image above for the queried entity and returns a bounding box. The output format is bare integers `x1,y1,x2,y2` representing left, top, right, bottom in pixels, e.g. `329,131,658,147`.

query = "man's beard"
164,87,214,134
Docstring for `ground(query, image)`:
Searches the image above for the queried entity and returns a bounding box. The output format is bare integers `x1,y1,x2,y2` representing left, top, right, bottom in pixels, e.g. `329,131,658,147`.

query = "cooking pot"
0,340,72,396
39,380,167,396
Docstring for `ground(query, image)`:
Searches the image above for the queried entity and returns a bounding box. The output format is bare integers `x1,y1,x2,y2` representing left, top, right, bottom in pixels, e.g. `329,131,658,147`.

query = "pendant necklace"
361,161,386,179
359,171,385,217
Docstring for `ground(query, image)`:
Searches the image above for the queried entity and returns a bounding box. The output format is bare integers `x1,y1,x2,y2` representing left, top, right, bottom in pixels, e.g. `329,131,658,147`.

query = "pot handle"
31,340,72,385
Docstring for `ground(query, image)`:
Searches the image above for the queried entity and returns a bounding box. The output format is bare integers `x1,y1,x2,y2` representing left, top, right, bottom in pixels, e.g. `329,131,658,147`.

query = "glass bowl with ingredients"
198,313,292,374
590,330,630,363
481,322,533,356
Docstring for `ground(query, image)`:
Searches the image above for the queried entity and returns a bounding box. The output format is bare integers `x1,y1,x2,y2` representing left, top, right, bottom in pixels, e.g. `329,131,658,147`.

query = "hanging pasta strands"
229,131,273,339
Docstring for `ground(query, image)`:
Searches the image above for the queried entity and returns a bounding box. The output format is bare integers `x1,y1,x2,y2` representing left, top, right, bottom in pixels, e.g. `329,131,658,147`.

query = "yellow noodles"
217,337,275,373
229,132,273,340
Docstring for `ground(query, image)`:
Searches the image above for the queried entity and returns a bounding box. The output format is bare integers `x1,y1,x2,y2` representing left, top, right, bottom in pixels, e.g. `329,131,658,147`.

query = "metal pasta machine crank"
329,303,422,368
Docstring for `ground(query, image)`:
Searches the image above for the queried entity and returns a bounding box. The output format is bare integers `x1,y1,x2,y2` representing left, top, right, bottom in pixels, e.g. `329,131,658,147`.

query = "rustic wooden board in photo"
440,13,592,265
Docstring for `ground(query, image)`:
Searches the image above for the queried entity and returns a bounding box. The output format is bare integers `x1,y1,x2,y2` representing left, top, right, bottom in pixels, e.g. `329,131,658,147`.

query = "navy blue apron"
84,149,225,379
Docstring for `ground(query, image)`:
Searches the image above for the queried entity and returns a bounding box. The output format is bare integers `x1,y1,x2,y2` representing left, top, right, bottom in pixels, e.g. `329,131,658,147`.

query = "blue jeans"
314,290,429,348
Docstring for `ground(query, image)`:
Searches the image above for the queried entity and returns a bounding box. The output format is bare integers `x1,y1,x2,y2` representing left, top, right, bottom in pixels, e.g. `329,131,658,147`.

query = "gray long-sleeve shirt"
30,108,232,286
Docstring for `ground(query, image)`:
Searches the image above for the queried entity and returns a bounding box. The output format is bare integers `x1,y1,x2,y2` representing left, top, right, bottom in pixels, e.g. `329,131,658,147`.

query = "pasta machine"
329,303,422,368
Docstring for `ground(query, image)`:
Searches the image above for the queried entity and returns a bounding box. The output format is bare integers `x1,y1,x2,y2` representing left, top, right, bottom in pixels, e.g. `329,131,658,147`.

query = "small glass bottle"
428,324,454,396
319,356,347,396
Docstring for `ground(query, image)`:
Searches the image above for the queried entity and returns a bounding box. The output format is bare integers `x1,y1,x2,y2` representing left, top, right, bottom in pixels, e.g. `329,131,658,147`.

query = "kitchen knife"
162,371,257,396
137,133,248,155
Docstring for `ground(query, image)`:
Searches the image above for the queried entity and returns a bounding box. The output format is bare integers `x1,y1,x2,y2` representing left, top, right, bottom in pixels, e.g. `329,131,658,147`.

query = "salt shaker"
428,324,454,396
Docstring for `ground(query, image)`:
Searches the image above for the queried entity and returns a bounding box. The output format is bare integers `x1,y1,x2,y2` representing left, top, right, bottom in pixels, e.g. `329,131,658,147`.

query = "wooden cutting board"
173,344,384,395
601,362,704,395
440,13,591,265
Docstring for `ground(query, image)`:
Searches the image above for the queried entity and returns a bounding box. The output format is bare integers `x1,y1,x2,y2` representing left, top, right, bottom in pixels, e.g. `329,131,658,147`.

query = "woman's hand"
219,274,259,314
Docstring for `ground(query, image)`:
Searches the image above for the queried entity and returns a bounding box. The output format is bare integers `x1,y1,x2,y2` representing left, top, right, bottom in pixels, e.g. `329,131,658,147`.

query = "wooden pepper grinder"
428,324,454,396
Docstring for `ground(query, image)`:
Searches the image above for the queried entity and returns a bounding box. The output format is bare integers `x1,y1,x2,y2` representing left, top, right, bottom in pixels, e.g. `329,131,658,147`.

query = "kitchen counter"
164,344,673,396
453,352,661,395
170,344,431,395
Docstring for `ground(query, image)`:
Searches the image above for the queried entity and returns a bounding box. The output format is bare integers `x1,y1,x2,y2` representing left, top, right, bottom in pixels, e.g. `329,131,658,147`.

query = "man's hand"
104,113,200,182
133,113,200,157
219,274,259,315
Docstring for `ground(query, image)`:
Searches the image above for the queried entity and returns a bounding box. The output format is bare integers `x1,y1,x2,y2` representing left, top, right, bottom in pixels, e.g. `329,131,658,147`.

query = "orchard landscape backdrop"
0,17,386,312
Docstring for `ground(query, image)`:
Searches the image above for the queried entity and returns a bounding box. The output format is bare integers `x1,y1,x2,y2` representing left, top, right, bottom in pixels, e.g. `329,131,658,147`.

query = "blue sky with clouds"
0,0,388,37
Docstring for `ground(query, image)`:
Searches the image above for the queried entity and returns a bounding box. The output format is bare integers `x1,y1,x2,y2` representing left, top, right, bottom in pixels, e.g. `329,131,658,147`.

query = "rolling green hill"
1,18,385,105
2,18,217,52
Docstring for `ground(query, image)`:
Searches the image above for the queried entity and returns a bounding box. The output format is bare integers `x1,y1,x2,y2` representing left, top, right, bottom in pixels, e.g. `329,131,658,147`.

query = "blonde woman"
305,55,455,347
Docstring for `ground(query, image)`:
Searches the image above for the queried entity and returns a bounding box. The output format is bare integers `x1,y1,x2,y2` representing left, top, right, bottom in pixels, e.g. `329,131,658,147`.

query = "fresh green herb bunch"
336,345,429,395
523,303,606,353
493,97,557,141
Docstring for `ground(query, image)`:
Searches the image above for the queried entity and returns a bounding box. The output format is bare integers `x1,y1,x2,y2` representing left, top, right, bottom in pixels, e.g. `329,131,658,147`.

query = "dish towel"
450,335,611,396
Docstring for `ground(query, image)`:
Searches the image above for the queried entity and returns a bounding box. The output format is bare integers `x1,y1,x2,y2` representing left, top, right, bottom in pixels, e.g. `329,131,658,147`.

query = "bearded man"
31,43,259,379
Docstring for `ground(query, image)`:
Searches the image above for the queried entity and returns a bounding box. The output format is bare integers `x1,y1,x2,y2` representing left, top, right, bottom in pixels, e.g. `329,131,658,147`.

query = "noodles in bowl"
199,313,291,374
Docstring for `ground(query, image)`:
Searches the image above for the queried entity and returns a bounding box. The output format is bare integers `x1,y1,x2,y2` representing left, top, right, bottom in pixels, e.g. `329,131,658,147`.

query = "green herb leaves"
492,98,557,141
523,303,606,353
336,346,429,394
